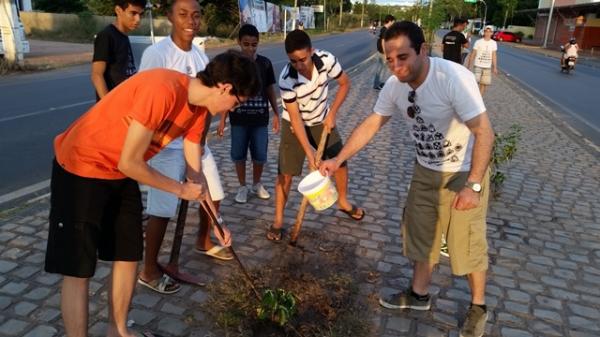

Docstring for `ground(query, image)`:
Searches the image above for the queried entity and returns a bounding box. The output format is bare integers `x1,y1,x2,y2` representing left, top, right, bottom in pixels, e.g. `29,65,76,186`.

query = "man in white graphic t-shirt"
319,21,495,337
467,26,498,95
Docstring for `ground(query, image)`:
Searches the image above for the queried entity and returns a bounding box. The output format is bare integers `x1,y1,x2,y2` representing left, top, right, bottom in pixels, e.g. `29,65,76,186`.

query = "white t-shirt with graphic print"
472,38,497,69
278,49,343,126
374,57,486,172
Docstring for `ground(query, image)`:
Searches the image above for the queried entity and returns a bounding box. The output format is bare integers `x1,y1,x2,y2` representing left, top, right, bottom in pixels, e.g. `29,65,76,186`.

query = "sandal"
137,274,181,294
266,226,285,242
194,245,234,261
339,205,365,221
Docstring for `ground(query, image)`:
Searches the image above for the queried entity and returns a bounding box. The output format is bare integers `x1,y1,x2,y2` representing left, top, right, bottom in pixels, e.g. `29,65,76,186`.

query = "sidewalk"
23,39,93,68
0,58,599,337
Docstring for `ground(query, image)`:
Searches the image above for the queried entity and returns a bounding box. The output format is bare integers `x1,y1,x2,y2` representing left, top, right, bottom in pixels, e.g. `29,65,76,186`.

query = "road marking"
0,100,95,123
0,179,50,206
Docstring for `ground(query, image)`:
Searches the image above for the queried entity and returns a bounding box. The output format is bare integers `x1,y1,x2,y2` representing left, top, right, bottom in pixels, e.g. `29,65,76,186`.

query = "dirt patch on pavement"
203,231,375,337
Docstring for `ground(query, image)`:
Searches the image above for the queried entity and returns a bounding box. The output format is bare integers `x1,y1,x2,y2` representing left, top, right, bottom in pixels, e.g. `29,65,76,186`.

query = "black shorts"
45,159,143,278
278,119,346,176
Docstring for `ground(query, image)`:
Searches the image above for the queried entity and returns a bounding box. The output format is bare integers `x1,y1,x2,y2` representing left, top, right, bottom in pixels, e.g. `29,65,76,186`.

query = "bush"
490,124,522,196
514,31,524,39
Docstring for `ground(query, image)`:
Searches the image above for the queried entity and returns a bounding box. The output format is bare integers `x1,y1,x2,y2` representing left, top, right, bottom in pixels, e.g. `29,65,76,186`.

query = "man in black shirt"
91,0,145,101
442,18,469,65
373,15,395,90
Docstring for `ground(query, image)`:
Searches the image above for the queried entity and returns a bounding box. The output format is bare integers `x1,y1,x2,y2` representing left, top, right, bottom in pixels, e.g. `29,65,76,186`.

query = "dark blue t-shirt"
229,54,276,127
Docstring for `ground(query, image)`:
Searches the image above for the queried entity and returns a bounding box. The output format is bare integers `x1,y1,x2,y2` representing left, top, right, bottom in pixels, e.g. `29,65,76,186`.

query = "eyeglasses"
407,90,420,119
232,90,243,110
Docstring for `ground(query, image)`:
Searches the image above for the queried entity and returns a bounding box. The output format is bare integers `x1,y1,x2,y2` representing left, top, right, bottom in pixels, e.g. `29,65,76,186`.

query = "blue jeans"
230,125,268,164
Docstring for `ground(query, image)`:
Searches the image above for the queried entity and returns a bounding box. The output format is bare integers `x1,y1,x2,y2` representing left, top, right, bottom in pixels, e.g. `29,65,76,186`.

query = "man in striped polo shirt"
267,30,365,241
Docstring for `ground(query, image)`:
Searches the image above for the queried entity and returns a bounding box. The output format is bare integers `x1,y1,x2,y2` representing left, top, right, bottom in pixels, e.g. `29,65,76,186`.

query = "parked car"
492,31,522,43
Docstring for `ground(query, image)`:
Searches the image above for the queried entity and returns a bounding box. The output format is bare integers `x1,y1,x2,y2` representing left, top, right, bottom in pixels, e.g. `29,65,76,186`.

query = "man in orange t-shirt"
45,52,259,337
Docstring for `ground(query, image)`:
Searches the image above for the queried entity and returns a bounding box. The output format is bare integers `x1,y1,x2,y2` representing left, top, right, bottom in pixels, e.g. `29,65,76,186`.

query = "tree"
34,0,86,13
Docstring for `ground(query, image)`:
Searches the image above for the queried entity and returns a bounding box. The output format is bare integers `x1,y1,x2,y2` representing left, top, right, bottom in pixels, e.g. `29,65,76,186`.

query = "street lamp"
542,0,556,48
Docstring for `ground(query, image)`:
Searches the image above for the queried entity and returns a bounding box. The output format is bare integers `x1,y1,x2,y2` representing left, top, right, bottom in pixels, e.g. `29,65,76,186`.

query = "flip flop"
266,226,285,242
339,205,365,221
194,245,234,261
137,274,180,294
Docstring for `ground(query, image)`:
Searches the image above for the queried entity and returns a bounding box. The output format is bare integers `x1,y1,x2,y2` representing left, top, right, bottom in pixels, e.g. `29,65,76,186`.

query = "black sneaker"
459,305,488,337
378,290,431,310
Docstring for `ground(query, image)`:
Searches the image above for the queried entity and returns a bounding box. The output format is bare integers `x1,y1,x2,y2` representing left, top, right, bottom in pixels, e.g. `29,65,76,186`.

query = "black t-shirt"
442,31,468,64
92,24,137,100
229,54,276,127
377,26,387,54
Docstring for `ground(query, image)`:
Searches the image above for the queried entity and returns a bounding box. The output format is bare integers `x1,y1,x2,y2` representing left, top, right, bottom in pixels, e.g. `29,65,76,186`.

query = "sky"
374,0,418,6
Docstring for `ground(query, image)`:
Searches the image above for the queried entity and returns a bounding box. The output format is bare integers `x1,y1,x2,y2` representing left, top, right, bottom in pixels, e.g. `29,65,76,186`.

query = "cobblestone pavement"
0,58,599,337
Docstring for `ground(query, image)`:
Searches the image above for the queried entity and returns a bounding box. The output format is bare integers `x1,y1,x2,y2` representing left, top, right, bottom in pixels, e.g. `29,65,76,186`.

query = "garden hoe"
200,199,261,300
289,127,330,246
160,200,207,286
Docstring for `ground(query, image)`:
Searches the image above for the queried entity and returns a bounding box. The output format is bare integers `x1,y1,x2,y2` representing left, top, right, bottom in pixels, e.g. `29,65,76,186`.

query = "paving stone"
0,296,11,310
0,232,17,243
22,325,58,337
530,321,563,337
386,316,412,332
0,260,18,273
32,307,61,323
14,301,38,316
13,266,39,279
0,282,28,295
23,287,52,301
507,290,531,303
161,302,186,315
497,312,525,326
536,295,563,310
157,317,188,335
0,318,29,336
569,316,600,331
533,308,563,324
416,323,445,337
504,301,530,316
131,293,160,308
128,309,156,326
501,327,534,337
190,289,208,303
568,303,600,320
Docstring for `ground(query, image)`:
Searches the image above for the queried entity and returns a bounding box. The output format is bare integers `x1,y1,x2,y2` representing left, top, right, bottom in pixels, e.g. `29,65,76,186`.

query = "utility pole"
0,0,25,66
360,0,366,28
339,0,343,27
324,0,327,31
542,0,555,48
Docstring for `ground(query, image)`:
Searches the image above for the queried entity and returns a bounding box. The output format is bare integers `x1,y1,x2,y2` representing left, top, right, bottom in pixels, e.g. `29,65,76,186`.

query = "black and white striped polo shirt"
278,49,343,126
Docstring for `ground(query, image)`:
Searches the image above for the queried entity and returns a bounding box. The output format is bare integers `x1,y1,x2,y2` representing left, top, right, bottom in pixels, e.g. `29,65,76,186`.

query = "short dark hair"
239,24,259,40
384,21,425,55
285,30,312,53
384,15,395,24
453,17,467,27
196,50,260,98
114,0,146,10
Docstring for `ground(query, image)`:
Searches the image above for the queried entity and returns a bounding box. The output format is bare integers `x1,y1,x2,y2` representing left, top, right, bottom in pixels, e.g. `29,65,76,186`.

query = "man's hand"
213,223,232,247
306,149,317,171
323,114,336,132
319,158,341,177
452,187,480,211
272,116,280,134
179,180,207,201
217,119,226,138
493,67,498,75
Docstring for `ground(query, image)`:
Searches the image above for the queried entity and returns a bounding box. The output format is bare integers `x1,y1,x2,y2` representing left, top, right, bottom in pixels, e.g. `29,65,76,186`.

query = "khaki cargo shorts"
402,163,490,276
473,66,492,86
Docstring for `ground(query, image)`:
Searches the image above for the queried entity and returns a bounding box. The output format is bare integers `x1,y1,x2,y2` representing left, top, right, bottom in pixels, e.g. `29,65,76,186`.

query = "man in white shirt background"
467,26,498,95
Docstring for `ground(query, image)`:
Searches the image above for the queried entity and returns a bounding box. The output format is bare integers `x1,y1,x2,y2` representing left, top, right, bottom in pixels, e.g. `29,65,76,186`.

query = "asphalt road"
0,30,377,196
495,43,600,145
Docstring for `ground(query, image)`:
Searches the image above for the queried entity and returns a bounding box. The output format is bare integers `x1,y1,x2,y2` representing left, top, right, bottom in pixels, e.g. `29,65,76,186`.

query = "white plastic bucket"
297,171,338,211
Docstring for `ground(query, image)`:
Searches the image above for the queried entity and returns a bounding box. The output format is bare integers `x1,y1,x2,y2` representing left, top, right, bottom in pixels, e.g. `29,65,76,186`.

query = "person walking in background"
91,0,145,101
137,0,235,296
218,24,280,204
373,14,395,90
467,25,498,95
442,17,469,65
267,30,365,241
319,21,495,337
45,52,257,337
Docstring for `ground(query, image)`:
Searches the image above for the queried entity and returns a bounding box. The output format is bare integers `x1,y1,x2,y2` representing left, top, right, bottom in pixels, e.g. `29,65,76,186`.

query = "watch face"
473,183,482,192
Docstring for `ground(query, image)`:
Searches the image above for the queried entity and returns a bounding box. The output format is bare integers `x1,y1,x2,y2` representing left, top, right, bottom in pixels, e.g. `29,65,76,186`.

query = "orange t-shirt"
54,69,208,179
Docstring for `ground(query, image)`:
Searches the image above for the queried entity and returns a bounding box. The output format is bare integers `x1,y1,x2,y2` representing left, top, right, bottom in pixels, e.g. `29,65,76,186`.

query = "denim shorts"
230,125,268,164
146,146,224,218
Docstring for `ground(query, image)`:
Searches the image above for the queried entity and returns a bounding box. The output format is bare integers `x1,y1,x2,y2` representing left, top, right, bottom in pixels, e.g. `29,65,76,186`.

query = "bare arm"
467,49,477,69
91,61,109,99
492,51,498,74
452,112,495,210
117,120,204,200
319,113,391,175
323,72,351,130
266,84,280,133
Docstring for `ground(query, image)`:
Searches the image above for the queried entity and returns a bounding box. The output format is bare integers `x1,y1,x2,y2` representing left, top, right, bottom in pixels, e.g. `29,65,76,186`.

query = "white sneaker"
252,183,270,200
235,185,248,203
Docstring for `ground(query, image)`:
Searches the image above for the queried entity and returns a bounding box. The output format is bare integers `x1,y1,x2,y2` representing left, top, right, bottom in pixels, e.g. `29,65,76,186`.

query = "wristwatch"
465,181,482,193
